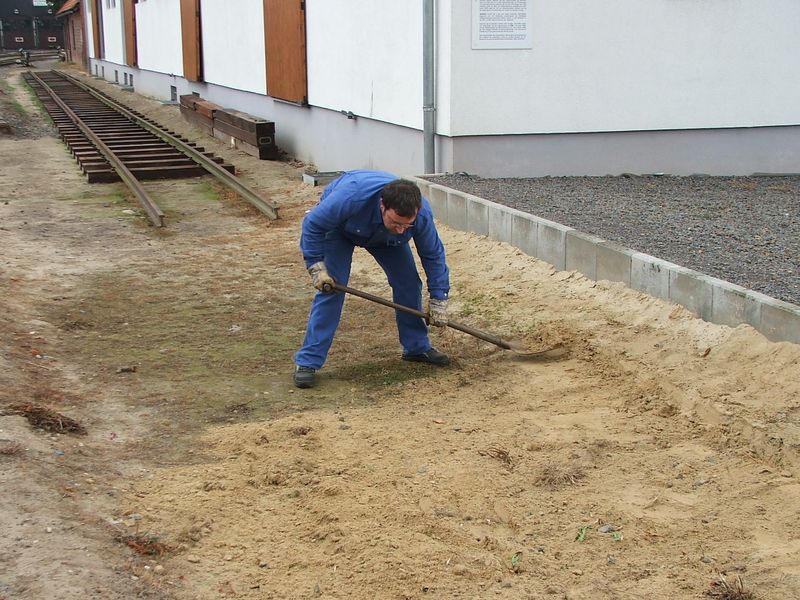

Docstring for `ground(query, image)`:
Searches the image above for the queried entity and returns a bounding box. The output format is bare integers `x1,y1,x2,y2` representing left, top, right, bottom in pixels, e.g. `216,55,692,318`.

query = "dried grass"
117,534,171,557
534,461,585,489
706,574,755,600
7,403,86,435
0,441,22,456
478,445,512,466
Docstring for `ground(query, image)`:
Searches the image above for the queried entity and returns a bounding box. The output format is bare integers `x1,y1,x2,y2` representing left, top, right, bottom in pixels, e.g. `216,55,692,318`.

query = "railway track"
23,69,277,226
0,50,60,67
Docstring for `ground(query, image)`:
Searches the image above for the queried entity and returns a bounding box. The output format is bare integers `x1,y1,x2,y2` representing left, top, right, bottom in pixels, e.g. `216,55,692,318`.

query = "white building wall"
100,0,124,64
201,0,266,95
83,0,95,59
84,0,800,177
306,0,422,129
135,0,183,76
446,0,800,135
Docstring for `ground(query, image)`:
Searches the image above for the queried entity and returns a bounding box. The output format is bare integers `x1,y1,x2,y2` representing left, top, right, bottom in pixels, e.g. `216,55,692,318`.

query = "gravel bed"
426,174,800,306
0,64,60,139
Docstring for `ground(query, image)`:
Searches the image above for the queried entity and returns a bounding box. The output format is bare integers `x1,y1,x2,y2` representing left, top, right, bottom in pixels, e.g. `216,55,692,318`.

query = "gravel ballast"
426,174,800,307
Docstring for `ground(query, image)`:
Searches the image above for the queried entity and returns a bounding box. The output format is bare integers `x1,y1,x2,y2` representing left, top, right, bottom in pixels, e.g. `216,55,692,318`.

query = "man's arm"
412,202,450,301
299,182,357,267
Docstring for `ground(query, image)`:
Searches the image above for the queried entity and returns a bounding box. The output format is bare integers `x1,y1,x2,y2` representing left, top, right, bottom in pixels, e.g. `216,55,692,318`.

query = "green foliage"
575,525,590,542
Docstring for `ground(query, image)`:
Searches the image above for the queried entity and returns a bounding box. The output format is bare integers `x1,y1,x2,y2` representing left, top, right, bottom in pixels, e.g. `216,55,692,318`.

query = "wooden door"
91,0,104,58
264,0,307,104
180,0,202,82
123,0,137,66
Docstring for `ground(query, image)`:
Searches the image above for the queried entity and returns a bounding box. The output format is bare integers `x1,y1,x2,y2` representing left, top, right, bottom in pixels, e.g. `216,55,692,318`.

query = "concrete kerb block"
406,175,431,196
631,252,674,301
749,292,800,344
488,204,518,244
566,230,605,280
596,241,634,286
510,212,539,258
709,278,763,330
446,191,468,231
537,217,573,271
406,176,446,220
465,194,490,236
425,184,450,221
669,266,714,321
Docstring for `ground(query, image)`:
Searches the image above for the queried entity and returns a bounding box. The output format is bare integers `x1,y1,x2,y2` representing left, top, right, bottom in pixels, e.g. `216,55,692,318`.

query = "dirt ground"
1,64,799,600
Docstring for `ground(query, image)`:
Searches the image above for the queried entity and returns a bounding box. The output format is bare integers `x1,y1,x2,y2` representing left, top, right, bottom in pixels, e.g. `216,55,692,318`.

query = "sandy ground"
1,64,800,600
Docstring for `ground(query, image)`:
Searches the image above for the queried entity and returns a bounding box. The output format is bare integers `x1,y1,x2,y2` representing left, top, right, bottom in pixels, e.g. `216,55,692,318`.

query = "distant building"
0,0,64,50
55,0,85,68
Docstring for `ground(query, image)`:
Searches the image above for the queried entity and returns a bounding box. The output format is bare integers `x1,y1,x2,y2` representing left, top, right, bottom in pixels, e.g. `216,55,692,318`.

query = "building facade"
79,0,800,178
0,0,64,50
55,0,85,67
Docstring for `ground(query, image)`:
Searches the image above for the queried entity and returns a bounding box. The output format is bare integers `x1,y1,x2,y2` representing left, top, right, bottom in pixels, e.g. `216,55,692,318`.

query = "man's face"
380,201,417,234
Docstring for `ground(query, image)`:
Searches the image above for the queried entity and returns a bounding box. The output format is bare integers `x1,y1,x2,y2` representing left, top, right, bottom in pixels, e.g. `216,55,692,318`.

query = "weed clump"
534,461,585,489
6,403,86,435
706,574,755,600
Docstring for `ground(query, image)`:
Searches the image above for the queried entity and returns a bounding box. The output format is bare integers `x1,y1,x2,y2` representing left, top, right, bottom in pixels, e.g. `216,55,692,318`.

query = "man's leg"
368,244,431,356
294,233,355,370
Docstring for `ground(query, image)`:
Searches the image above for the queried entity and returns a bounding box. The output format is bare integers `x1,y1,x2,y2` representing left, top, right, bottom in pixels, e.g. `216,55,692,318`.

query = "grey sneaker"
402,347,450,366
293,365,316,388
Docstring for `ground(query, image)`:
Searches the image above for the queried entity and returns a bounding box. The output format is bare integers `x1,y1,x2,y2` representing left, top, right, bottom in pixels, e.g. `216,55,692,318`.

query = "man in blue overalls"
294,170,450,388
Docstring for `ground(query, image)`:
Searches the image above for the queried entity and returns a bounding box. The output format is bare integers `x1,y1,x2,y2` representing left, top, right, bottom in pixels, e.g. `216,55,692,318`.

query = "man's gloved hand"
428,297,449,327
308,261,335,292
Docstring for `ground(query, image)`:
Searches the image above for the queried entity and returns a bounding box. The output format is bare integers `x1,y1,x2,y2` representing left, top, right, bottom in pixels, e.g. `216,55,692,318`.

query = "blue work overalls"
294,170,449,370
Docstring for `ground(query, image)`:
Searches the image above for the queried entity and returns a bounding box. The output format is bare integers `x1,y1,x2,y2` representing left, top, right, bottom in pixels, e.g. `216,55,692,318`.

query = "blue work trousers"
295,232,431,369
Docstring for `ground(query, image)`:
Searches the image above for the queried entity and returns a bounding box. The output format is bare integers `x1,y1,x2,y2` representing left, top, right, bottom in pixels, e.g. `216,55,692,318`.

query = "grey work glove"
428,297,449,327
308,261,335,292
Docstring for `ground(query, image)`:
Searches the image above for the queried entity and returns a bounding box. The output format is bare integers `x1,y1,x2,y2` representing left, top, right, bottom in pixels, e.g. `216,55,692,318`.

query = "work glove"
308,261,335,292
428,297,449,327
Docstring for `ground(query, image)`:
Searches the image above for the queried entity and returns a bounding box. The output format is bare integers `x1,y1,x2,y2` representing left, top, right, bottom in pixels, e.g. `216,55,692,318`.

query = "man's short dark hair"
381,179,422,217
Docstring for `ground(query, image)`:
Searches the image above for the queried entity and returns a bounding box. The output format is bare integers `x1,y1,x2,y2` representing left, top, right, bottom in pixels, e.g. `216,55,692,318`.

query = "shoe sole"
293,371,316,388
402,356,450,367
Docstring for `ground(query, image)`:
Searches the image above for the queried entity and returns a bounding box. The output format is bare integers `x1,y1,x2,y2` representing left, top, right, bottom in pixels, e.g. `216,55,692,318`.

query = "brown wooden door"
180,0,203,82
264,0,307,104
123,0,137,66
91,0,104,59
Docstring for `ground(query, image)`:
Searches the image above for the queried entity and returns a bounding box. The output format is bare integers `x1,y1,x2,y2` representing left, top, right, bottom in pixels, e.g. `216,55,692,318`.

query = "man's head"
380,179,421,233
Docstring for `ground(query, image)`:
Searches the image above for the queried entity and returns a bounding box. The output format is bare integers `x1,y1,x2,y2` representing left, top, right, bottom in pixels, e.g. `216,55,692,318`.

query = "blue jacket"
300,170,450,300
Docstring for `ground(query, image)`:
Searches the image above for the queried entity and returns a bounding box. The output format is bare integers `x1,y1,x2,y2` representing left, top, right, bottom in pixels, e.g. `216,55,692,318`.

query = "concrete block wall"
410,176,800,346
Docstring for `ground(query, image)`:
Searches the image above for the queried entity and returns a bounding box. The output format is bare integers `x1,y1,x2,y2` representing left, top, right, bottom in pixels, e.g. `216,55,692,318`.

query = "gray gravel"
426,173,800,306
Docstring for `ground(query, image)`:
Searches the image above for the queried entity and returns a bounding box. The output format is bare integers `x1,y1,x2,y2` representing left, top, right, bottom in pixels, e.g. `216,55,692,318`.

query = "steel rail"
29,71,166,227
0,51,61,67
56,71,278,220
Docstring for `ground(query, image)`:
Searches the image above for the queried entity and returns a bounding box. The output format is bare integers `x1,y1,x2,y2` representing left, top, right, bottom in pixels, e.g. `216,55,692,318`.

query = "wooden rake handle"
322,282,516,351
